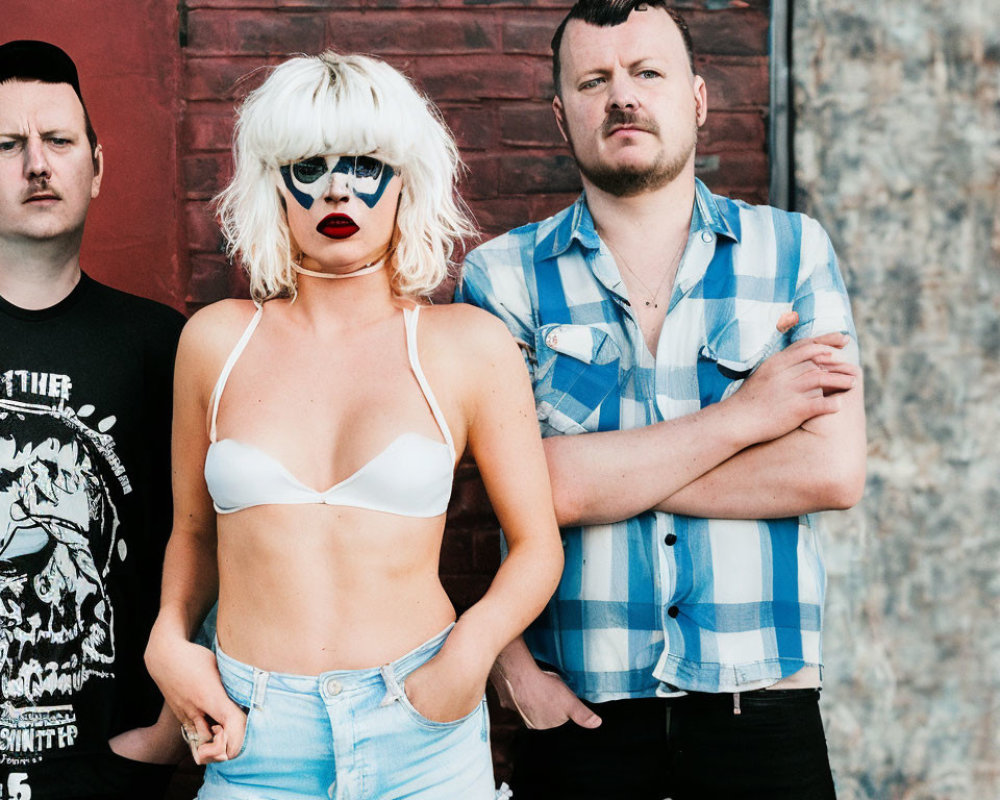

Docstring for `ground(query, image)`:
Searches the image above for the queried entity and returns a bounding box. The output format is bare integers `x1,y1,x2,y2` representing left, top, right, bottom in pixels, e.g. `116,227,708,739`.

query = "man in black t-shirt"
0,40,187,799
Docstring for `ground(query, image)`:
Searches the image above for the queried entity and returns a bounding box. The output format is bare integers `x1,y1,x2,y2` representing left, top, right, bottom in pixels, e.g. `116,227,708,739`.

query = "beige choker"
291,255,386,280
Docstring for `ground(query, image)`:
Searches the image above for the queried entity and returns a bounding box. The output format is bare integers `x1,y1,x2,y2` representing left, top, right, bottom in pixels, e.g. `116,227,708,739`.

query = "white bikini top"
203,305,455,517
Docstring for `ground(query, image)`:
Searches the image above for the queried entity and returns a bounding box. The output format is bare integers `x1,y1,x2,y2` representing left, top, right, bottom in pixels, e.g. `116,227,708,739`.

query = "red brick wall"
173,0,772,789
181,0,770,307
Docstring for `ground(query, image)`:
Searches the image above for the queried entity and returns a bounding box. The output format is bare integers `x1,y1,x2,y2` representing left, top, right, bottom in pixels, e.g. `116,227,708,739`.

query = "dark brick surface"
185,56,271,100
232,12,327,54
187,254,232,304
460,153,502,199
499,152,582,194
696,149,769,191
327,12,500,54
182,153,233,199
699,110,768,152
467,196,535,236
500,102,564,146
686,9,770,56
414,54,539,100
182,103,237,151
184,201,225,252
441,105,500,151
698,58,771,108
502,13,567,54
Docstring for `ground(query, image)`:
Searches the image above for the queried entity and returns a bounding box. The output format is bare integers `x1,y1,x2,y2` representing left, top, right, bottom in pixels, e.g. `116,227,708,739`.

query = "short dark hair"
0,40,99,163
551,1,695,95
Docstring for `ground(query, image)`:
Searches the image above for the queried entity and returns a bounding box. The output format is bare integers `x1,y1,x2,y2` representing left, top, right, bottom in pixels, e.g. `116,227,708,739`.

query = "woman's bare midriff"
213,503,456,674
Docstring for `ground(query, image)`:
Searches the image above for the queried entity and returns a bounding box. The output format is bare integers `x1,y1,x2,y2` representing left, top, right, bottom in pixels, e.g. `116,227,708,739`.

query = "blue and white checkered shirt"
456,179,858,701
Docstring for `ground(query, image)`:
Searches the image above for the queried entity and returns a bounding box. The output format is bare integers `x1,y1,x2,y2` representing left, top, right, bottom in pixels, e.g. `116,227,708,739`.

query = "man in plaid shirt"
456,2,866,798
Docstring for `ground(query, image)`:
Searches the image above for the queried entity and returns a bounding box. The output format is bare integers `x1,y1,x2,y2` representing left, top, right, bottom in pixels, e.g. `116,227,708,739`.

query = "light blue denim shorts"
197,624,498,800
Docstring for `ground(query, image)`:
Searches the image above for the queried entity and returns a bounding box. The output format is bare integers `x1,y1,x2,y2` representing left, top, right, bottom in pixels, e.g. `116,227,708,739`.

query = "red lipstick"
316,214,359,239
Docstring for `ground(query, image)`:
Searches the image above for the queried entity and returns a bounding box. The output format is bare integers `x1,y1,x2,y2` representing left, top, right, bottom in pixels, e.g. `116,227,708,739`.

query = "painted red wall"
4,0,185,311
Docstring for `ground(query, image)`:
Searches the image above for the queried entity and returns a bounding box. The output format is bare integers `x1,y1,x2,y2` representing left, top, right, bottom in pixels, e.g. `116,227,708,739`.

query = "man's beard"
568,109,696,197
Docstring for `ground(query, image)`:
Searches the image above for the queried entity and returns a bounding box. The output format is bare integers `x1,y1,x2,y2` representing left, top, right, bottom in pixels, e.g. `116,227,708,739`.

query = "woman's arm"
144,306,249,762
404,307,564,722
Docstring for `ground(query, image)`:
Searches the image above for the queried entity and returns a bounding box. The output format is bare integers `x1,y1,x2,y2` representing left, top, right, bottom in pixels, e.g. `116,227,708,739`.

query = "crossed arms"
545,328,866,526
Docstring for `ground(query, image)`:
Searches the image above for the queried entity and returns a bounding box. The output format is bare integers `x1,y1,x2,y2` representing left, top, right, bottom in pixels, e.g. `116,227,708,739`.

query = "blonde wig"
216,51,475,301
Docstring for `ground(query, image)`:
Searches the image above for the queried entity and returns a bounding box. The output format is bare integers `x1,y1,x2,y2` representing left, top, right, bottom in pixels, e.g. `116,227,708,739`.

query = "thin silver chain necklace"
604,235,687,309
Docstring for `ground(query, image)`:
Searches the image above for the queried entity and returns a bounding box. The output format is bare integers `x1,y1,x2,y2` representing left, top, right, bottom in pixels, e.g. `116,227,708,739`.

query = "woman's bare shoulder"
184,298,258,333
417,301,518,355
180,299,259,351
416,302,527,409
175,299,262,388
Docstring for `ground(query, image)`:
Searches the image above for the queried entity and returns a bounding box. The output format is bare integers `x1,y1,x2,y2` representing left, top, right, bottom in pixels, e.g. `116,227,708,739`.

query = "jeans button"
324,677,342,696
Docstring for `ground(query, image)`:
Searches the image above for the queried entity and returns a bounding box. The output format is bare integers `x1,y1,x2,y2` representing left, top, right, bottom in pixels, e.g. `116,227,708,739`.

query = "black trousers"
15,749,176,800
509,689,837,800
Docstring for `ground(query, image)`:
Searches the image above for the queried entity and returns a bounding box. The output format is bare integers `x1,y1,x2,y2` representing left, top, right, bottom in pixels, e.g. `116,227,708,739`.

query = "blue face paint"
279,155,396,210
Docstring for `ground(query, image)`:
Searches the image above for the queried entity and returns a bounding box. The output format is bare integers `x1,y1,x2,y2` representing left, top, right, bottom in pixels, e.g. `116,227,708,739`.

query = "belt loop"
379,663,404,707
733,692,741,716
252,668,268,710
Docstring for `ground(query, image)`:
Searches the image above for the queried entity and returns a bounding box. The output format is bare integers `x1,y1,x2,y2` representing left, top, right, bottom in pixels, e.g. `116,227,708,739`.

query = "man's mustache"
602,110,660,137
23,178,60,202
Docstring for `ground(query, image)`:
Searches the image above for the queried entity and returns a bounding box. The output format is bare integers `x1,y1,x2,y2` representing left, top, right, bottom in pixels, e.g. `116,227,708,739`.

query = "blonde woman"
145,52,562,799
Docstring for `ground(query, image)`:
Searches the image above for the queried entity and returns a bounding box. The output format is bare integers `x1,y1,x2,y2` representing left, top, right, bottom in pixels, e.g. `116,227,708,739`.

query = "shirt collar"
538,193,601,260
539,178,738,262
691,178,739,242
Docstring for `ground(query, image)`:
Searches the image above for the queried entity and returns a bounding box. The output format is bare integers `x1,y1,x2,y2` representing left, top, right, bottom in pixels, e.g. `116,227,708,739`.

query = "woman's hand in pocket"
403,647,487,724
145,630,246,763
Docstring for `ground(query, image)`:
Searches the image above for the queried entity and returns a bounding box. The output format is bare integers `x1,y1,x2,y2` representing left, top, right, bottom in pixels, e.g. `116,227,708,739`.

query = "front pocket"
533,324,623,434
398,687,485,731
218,684,257,762
697,318,792,406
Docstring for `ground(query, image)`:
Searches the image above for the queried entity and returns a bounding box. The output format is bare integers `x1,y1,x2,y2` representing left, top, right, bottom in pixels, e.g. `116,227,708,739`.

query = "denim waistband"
215,622,455,698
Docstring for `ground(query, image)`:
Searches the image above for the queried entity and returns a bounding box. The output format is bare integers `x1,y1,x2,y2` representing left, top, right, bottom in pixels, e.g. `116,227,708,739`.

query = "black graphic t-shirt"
0,273,184,798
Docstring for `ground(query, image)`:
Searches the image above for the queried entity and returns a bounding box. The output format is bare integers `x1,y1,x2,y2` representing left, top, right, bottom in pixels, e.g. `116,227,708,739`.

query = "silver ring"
180,724,199,746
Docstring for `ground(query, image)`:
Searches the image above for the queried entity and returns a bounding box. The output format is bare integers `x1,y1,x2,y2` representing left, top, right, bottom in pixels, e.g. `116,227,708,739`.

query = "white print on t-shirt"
0,370,130,766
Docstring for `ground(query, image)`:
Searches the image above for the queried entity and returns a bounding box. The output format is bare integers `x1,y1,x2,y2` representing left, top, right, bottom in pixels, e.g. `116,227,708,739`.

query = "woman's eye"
292,157,328,183
353,157,383,179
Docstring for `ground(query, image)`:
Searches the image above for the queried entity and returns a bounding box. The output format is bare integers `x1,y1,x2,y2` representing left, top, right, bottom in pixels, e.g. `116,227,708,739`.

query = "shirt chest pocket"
696,314,791,407
533,324,622,435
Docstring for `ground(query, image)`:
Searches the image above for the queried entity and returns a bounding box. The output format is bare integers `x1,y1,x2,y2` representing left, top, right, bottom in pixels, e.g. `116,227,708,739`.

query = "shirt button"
664,534,677,546
324,677,342,696
668,605,680,618
701,231,714,243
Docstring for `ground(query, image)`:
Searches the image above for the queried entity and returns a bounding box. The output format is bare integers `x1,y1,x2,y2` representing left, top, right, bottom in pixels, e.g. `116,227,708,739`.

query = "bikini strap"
209,306,264,442
403,306,456,460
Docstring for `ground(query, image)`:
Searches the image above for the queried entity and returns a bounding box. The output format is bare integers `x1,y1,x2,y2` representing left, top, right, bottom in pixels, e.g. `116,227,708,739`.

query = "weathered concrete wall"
793,1,1000,797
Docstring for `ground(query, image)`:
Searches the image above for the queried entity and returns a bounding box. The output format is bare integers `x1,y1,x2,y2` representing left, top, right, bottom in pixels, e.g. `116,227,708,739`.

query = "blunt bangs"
217,51,475,302
242,56,411,171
